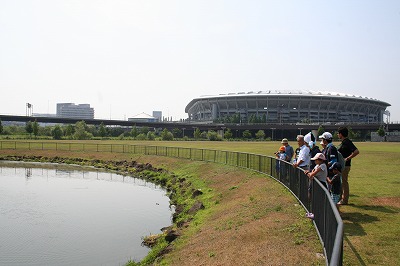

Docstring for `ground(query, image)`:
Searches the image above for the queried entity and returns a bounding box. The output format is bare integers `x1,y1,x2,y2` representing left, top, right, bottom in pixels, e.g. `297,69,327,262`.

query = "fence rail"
0,141,343,265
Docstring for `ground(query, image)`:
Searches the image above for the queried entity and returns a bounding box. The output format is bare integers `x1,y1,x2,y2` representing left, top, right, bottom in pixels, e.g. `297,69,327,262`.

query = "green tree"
147,131,155,140
32,120,39,138
193,128,201,139
65,124,74,139
224,128,233,139
52,125,63,140
136,133,147,140
140,126,149,135
255,130,266,140
25,121,33,137
0,119,3,135
207,130,221,141
130,126,138,138
172,128,182,138
161,128,173,140
73,121,93,140
99,122,107,138
242,130,252,139
377,125,385,137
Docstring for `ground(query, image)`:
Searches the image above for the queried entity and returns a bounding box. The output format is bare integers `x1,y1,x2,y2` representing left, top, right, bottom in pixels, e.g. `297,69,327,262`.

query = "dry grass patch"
163,163,324,265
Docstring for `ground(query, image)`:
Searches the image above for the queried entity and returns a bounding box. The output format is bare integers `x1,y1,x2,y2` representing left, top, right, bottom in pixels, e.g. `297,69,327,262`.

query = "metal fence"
0,141,343,265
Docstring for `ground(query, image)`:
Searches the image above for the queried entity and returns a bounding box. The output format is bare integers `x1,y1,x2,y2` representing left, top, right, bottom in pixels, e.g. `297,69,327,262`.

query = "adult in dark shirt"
337,126,360,205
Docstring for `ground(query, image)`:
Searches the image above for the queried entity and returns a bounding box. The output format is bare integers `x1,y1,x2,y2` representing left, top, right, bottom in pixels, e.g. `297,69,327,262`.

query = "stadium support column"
212,103,218,121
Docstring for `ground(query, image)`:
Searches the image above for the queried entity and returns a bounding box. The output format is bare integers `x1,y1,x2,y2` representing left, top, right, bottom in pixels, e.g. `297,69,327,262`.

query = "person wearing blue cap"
328,162,342,207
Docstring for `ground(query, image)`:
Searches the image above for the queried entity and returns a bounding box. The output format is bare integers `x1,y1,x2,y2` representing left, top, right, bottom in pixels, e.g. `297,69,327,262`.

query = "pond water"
0,161,173,266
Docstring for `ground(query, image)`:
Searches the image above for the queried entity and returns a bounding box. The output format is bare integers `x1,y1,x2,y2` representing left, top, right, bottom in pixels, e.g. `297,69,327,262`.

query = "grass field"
1,139,399,265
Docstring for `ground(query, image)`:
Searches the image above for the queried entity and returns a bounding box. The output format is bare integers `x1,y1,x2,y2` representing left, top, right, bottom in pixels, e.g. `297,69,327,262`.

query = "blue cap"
329,162,342,171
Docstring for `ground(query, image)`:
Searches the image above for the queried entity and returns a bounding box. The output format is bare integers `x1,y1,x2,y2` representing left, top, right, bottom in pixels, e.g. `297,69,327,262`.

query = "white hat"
319,132,333,140
304,132,312,143
311,153,326,161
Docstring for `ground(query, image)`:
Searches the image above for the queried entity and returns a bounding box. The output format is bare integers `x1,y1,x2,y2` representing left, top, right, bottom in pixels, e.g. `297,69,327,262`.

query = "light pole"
298,128,303,135
182,128,186,138
26,103,33,116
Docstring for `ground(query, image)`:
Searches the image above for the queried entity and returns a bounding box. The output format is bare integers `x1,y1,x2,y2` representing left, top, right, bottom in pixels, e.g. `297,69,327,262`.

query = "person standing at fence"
337,126,359,205
275,146,288,178
319,132,338,171
307,153,328,188
281,138,294,162
292,135,310,171
327,162,342,206
305,132,321,170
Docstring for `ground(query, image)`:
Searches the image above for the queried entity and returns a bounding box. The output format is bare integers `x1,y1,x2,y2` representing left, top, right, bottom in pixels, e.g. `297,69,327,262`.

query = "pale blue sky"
1,1,399,121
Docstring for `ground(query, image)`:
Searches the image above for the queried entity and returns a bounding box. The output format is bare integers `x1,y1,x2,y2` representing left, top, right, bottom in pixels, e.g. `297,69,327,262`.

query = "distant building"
128,112,158,123
186,90,391,123
152,111,162,122
56,103,94,119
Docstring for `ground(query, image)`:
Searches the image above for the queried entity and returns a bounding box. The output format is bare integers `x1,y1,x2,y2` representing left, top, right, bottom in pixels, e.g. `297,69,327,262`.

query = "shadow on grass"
341,212,379,237
351,204,398,214
341,212,379,265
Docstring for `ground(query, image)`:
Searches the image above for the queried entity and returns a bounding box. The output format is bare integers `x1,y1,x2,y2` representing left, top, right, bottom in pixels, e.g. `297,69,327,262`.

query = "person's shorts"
331,194,341,204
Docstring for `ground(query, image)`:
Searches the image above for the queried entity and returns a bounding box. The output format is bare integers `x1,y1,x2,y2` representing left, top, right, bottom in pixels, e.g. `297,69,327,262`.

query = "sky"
1,1,399,122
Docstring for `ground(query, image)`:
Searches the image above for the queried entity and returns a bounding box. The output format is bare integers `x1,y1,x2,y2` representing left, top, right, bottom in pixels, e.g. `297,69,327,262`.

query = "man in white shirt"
292,135,311,171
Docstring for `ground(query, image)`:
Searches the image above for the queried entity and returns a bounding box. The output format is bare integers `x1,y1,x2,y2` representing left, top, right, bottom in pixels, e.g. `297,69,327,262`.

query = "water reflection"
0,161,173,266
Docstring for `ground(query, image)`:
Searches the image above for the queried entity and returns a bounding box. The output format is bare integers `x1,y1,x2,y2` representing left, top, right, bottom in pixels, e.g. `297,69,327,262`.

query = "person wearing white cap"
305,132,321,170
307,153,328,188
319,131,339,181
292,135,310,171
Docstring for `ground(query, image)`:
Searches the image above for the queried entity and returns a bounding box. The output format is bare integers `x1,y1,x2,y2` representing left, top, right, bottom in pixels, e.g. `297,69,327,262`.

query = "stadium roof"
196,90,390,105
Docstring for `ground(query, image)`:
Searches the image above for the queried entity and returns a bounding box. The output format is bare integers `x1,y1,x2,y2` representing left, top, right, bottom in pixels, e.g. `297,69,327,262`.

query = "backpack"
328,145,346,172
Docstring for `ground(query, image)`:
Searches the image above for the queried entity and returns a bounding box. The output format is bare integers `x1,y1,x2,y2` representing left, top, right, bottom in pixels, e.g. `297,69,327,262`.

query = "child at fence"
307,152,328,188
328,162,342,207
275,146,288,180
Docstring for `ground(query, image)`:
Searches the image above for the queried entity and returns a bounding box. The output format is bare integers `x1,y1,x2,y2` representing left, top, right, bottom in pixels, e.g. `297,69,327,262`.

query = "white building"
56,103,94,119
128,112,158,123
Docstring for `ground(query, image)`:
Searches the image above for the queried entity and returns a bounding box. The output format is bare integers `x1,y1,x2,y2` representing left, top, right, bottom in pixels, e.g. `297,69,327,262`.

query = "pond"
0,161,173,266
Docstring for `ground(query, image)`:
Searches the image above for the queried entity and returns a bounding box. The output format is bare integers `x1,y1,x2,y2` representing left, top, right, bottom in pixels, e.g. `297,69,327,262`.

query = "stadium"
185,90,391,124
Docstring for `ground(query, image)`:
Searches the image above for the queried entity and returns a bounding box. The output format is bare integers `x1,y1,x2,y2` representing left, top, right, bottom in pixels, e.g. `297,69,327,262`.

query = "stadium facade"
185,90,391,124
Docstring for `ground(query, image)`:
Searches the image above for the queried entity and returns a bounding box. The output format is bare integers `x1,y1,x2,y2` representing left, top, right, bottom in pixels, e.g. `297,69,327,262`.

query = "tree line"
0,119,375,141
